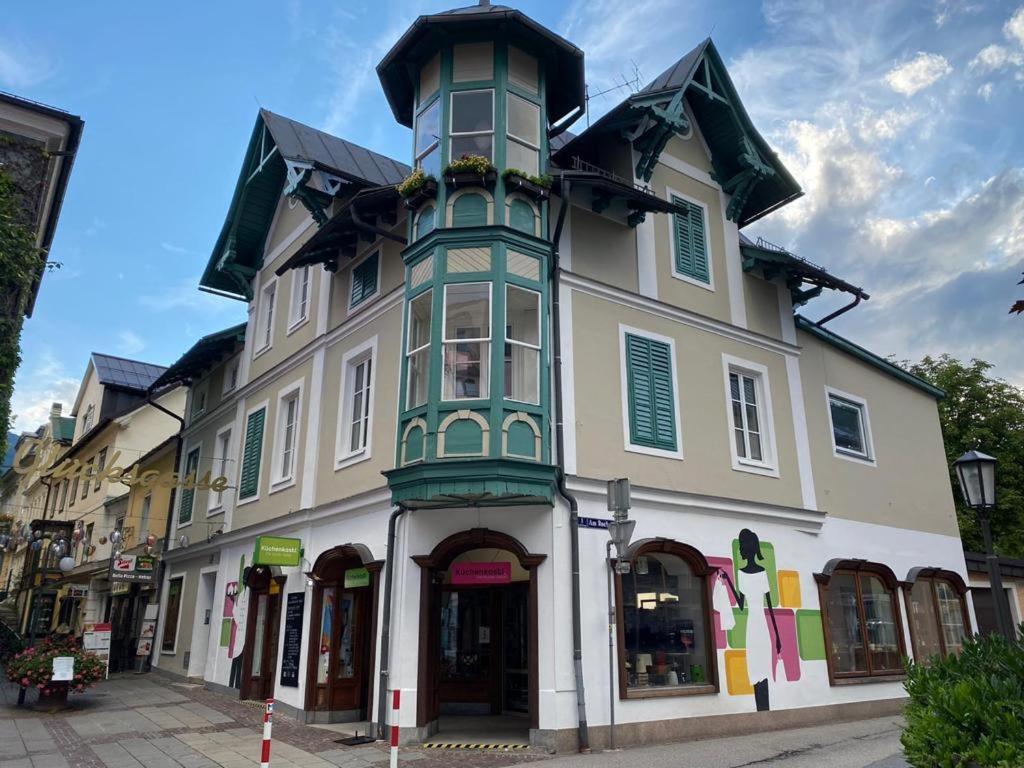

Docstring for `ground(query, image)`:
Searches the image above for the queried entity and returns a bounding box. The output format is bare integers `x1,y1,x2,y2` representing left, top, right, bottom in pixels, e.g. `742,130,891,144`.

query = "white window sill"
671,270,715,293
286,316,310,336
236,494,260,508
160,650,176,656
732,458,780,478
348,290,381,316
625,443,684,461
833,449,877,467
206,504,225,517
253,345,272,360
176,520,193,529
335,449,371,471
268,477,296,495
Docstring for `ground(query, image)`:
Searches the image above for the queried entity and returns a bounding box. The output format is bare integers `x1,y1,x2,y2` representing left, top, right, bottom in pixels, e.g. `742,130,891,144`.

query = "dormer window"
82,404,95,434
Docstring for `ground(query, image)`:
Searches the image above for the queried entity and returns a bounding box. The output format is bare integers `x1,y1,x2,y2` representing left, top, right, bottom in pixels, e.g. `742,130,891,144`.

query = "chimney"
50,403,62,418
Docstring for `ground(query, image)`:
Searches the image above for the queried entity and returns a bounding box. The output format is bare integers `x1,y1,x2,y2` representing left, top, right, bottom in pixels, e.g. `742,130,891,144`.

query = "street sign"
579,517,611,530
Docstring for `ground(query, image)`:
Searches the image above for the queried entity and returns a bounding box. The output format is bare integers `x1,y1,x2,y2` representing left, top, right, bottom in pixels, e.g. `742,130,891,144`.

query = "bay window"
506,93,540,176
415,99,441,178
504,285,540,404
443,283,490,400
450,90,494,161
406,290,432,409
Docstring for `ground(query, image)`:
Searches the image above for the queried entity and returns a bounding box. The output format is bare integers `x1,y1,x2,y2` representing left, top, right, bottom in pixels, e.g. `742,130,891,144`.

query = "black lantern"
954,450,997,510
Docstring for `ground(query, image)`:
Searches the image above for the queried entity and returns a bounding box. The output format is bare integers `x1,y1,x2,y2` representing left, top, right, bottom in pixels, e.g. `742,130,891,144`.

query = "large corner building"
150,3,973,751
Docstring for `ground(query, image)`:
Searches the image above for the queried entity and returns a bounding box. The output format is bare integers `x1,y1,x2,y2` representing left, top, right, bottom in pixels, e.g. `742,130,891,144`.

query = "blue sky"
5,0,1024,428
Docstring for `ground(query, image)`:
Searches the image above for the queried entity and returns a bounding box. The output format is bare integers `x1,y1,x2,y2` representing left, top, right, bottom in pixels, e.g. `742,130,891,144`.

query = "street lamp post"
953,450,1015,640
605,479,635,752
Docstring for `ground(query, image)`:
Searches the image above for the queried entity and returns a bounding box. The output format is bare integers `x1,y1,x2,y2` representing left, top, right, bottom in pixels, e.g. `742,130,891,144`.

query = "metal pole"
979,514,1014,640
376,506,407,740
606,540,616,751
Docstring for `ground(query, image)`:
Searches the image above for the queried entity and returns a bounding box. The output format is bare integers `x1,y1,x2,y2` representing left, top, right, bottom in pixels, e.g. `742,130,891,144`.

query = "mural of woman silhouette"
719,528,781,712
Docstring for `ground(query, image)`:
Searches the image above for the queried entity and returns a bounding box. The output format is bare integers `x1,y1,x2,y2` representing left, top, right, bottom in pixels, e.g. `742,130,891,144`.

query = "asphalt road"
540,716,907,768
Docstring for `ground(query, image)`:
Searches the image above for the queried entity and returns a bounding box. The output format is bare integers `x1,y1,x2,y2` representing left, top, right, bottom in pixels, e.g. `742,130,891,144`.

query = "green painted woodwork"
443,416,485,456
633,100,691,183
672,196,709,283
384,458,558,509
350,252,379,307
283,164,329,227
451,193,488,227
795,609,827,661
508,198,536,234
178,447,200,525
624,333,677,451
730,539,779,607
795,316,944,399
415,205,436,240
404,423,425,463
238,408,266,500
506,419,536,458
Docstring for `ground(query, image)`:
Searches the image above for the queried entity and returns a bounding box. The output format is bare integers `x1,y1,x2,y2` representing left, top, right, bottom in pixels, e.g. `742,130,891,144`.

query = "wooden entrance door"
311,585,370,714
241,571,283,701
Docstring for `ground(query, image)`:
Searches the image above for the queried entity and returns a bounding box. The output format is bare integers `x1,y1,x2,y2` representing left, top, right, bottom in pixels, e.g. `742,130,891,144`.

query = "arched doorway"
304,545,382,722
414,529,545,736
240,565,285,701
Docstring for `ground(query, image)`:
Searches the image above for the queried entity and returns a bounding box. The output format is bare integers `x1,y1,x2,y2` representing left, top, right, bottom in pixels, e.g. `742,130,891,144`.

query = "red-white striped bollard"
389,690,400,768
261,698,274,768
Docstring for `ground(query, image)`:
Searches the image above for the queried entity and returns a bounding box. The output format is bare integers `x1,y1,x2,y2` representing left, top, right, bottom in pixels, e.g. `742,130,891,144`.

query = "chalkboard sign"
279,592,305,687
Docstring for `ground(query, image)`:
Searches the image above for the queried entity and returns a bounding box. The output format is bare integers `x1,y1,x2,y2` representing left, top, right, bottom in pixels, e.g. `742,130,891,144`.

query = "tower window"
508,46,538,94
453,42,493,82
415,99,441,178
450,90,494,161
443,283,491,400
507,93,540,176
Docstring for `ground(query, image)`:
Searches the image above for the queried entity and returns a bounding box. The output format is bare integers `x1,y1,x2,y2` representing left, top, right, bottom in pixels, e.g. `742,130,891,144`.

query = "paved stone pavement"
0,675,907,768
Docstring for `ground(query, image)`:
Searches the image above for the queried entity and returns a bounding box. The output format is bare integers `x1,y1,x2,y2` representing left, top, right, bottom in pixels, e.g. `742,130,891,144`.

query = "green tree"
906,355,1024,558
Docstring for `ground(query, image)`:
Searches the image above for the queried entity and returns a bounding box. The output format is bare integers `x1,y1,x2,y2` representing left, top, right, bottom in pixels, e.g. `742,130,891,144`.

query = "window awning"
275,185,406,275
554,161,689,228
740,235,868,307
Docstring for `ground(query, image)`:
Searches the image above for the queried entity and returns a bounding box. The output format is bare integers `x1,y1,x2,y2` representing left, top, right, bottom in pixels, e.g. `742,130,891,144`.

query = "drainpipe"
148,387,185,671
815,292,864,327
376,504,408,740
550,178,590,752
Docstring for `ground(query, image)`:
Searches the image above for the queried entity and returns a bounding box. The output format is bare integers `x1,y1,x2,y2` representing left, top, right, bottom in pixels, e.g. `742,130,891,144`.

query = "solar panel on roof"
92,353,168,392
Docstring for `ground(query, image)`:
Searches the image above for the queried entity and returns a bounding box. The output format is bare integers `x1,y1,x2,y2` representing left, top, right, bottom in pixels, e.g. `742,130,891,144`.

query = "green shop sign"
253,536,303,567
343,567,370,588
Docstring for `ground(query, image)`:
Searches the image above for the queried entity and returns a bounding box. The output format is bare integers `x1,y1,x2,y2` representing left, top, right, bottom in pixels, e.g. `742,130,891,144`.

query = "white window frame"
191,381,208,419
442,282,492,402
222,359,239,395
415,98,441,174
82,404,95,435
617,323,684,461
208,425,233,514
449,88,495,162
159,572,187,655
236,399,269,507
270,379,304,491
406,289,433,410
139,493,152,536
506,92,541,177
504,285,541,405
348,248,382,313
825,386,876,466
288,265,312,333
721,354,778,477
336,336,378,470
255,278,278,357
666,186,715,292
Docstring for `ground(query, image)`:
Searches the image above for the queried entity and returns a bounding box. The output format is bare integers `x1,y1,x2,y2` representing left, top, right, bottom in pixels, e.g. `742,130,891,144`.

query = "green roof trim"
795,316,944,400
384,458,558,510
150,322,246,391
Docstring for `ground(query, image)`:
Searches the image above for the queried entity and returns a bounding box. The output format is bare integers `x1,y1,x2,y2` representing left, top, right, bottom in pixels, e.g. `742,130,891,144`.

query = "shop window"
507,93,540,177
671,195,710,285
617,541,715,697
451,193,488,228
415,99,441,178
452,42,493,82
906,573,969,662
443,283,491,400
161,576,184,653
290,265,311,329
450,89,494,160
508,198,538,235
508,46,538,94
350,251,380,310
818,561,905,682
414,204,436,240
179,446,200,525
827,389,874,463
620,327,681,457
406,291,433,409
504,286,540,404
239,406,266,501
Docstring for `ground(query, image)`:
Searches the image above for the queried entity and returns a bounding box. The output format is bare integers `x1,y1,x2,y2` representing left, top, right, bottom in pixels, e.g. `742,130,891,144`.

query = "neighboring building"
152,2,971,751
965,552,1024,637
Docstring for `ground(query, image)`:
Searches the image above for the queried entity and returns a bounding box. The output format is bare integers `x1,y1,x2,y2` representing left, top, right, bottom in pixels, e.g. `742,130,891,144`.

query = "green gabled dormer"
378,2,585,509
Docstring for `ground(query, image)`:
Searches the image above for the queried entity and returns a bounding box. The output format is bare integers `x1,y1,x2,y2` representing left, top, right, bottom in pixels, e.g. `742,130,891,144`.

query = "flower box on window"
443,155,497,188
503,169,551,201
398,170,438,210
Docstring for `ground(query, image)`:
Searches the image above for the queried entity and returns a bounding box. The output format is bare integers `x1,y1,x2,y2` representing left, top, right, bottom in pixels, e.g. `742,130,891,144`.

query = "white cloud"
137,277,238,314
885,52,953,95
978,81,995,100
10,350,80,431
969,43,1024,73
117,330,146,357
0,38,53,89
1006,5,1024,46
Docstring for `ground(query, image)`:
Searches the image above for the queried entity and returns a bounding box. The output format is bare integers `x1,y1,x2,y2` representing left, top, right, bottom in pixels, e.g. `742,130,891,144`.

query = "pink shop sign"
451,561,512,585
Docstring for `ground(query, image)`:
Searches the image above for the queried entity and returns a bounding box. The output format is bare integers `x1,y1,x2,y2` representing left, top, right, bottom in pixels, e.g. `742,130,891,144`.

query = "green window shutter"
452,193,488,227
625,333,677,451
508,199,536,234
239,408,266,500
351,252,379,307
672,197,709,283
178,448,200,524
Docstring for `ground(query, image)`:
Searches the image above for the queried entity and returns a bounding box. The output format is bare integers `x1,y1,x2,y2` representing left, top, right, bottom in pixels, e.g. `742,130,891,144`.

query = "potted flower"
5,636,107,708
443,154,497,187
502,168,552,201
397,168,437,209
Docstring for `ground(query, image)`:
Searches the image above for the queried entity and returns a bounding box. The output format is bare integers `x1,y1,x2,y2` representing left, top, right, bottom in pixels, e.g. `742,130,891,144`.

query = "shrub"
5,635,107,696
901,628,1024,767
443,154,495,177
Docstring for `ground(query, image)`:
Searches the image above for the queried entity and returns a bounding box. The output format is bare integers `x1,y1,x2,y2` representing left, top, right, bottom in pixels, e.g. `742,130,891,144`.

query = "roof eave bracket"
285,161,330,228
632,101,691,183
